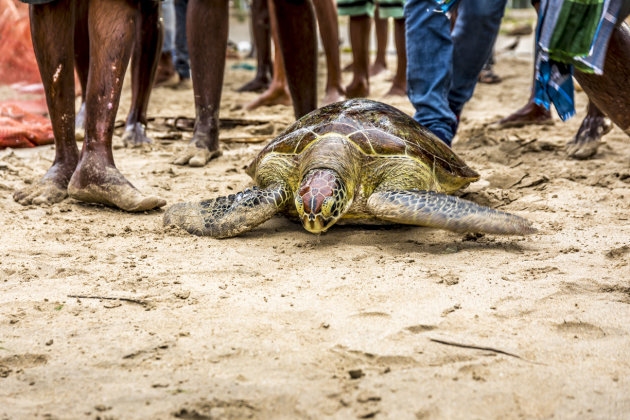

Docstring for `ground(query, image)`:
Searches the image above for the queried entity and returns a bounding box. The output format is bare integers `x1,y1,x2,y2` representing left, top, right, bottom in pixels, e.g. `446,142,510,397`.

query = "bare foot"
385,83,406,97
496,101,553,128
321,86,345,106
478,67,502,84
68,154,165,212
122,122,152,148
369,61,387,77
566,114,613,160
173,145,223,167
13,161,76,206
345,78,369,99
75,102,86,141
173,126,222,167
245,83,291,110
236,74,271,93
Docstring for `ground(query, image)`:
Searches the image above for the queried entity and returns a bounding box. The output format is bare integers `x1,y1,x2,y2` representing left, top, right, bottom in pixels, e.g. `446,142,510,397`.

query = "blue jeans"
404,0,506,145
174,0,191,79
162,0,176,53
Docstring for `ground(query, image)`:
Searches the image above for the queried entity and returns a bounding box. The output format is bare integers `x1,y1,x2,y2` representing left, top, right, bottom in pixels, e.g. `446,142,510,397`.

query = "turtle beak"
302,214,329,233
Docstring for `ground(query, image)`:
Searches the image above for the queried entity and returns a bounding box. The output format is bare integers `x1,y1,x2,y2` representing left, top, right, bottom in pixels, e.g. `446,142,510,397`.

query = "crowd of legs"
13,0,630,212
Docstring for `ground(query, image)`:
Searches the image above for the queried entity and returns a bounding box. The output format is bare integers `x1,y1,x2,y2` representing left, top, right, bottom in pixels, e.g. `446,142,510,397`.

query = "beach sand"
1,26,629,419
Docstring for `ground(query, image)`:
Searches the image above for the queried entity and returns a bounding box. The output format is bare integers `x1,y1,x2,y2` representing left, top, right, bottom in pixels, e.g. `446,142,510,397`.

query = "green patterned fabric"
547,0,605,60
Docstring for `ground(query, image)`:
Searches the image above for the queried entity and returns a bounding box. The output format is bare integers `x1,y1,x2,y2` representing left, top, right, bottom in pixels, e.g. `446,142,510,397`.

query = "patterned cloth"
534,0,623,120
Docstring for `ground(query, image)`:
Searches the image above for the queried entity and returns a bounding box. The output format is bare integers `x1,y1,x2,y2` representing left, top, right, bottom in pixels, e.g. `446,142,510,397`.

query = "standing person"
405,0,507,146
371,5,389,76
371,4,407,96
173,0,192,89
338,0,406,98
314,0,346,104
74,0,165,147
478,48,501,84
172,0,318,167
246,0,344,109
237,0,273,93
385,7,407,96
497,0,630,160
337,1,372,97
14,0,166,211
154,0,178,86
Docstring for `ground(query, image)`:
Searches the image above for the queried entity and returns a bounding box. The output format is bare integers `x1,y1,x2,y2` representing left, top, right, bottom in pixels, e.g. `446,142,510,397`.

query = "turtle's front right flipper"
367,189,536,235
164,184,290,238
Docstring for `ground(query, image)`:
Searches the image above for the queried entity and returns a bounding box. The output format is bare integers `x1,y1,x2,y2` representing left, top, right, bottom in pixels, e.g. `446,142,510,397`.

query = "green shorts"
337,0,405,19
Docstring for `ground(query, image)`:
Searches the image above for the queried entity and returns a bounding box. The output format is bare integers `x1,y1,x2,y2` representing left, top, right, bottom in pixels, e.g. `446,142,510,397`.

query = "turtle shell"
248,99,479,182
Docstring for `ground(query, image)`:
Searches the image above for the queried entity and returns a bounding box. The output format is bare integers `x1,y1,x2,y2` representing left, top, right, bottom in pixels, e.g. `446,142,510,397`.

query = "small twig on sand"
509,173,530,189
508,138,538,154
68,295,148,306
429,337,542,364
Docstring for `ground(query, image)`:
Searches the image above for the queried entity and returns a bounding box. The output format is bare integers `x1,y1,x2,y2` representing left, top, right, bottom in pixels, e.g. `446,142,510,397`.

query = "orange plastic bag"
0,103,54,149
0,0,42,85
0,1,53,148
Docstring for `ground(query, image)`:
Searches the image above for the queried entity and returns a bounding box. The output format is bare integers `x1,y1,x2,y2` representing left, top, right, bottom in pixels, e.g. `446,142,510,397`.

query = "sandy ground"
2,23,630,419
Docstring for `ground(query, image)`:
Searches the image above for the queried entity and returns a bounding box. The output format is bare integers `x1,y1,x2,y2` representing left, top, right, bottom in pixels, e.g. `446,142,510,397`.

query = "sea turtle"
164,99,535,238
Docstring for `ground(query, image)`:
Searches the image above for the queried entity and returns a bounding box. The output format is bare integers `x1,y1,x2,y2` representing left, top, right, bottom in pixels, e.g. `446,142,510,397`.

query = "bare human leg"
74,0,88,141
370,5,388,77
498,4,627,160
313,0,345,105
566,99,612,159
495,1,552,128
122,1,163,148
67,0,165,211
273,0,318,118
345,15,371,98
237,0,272,93
386,17,406,96
173,0,228,167
245,0,291,111
564,23,630,159
14,0,79,206
573,23,630,139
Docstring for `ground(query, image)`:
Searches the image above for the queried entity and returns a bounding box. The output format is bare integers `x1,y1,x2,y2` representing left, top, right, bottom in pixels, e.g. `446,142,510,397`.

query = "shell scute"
347,131,375,154
360,129,408,155
312,122,357,137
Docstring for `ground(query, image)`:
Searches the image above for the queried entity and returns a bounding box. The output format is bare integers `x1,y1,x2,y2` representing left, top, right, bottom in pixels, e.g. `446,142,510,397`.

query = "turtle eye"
320,197,335,218
295,195,304,215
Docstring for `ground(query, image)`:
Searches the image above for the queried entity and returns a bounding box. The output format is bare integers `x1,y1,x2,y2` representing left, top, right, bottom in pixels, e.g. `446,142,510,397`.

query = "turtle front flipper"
164,184,290,238
367,189,536,235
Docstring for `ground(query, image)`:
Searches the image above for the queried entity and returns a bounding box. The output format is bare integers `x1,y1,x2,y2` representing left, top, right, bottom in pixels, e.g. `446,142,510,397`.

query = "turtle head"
295,169,352,233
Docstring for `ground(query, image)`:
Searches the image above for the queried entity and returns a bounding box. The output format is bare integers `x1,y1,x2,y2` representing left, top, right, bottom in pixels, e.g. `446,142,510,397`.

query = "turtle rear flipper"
367,189,536,235
164,184,290,238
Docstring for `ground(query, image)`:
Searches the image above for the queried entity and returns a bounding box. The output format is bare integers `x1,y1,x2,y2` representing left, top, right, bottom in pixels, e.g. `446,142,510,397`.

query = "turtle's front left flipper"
367,189,536,235
164,184,290,238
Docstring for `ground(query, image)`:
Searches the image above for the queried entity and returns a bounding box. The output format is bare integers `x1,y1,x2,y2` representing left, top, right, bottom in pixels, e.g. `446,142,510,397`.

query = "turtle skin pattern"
368,190,536,235
164,185,290,237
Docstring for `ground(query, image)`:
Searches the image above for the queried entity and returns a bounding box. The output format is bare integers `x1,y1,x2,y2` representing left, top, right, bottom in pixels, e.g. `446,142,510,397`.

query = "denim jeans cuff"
429,127,453,147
